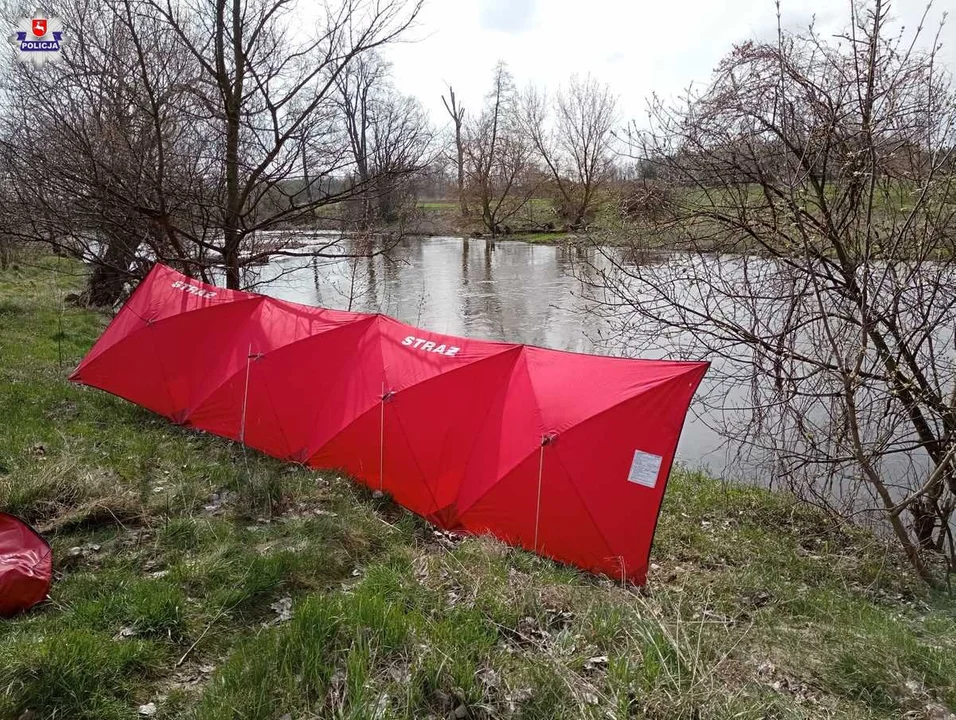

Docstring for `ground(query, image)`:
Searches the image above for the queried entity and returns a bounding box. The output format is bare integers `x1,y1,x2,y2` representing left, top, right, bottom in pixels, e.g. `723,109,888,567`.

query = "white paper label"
628,450,663,488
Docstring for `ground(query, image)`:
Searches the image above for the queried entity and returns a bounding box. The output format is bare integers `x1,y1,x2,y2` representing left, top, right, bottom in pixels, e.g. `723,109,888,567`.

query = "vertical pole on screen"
240,343,253,482
377,385,394,497
533,442,545,553
379,382,385,492
533,434,557,553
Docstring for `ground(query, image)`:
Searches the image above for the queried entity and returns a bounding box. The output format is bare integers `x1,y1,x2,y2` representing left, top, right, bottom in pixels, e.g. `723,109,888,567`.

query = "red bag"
0,512,52,616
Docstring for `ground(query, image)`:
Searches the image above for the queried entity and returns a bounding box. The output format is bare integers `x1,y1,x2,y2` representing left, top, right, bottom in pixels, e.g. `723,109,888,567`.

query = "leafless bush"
618,180,672,222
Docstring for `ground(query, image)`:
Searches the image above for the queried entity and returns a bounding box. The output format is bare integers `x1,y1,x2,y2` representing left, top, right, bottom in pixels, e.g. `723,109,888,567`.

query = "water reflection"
245,235,734,475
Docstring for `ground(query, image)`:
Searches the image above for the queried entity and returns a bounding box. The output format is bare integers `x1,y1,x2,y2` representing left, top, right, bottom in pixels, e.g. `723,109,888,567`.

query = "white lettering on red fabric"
171,280,217,299
401,335,461,357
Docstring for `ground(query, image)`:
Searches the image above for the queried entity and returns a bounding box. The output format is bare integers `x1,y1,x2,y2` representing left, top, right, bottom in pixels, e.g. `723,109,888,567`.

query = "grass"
413,197,595,246
417,201,459,212
1,252,954,720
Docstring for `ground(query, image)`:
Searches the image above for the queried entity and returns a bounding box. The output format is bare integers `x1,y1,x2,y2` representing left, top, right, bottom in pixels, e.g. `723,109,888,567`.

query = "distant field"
417,200,458,212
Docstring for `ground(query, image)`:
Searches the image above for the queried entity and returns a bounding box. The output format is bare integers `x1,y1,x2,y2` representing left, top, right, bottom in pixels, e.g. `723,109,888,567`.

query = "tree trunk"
442,87,467,218
223,247,240,289
456,131,466,217
223,113,241,291
221,0,243,290
377,177,399,223
86,232,140,306
482,195,495,237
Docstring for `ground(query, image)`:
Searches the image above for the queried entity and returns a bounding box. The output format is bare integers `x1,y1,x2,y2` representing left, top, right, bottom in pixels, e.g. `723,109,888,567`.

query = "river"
242,234,738,478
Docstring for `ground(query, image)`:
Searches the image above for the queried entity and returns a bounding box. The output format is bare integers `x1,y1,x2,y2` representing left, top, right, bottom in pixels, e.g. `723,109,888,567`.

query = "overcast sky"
385,0,955,129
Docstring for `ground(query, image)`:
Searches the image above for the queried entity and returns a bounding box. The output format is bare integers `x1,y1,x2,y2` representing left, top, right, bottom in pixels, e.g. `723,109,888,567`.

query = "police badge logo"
9,11,64,65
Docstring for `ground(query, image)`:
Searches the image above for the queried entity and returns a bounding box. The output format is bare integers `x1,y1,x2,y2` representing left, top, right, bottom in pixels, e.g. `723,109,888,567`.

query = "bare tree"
0,0,198,304
135,0,423,289
368,88,433,222
521,75,617,230
587,1,956,585
441,84,467,217
465,62,537,237
335,52,433,225
0,0,423,298
335,52,390,223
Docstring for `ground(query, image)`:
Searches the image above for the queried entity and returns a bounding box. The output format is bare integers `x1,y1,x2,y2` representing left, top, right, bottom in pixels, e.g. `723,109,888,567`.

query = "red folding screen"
71,263,707,583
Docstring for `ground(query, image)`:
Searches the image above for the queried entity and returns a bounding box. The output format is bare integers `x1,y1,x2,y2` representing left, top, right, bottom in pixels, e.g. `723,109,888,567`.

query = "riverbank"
1,255,954,720
411,201,575,244
282,198,625,247
388,202,580,245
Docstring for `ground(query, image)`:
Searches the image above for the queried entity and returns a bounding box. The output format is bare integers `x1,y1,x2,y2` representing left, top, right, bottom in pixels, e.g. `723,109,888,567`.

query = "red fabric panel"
71,264,708,584
452,348,544,517
75,297,265,421
382,346,523,519
187,316,375,455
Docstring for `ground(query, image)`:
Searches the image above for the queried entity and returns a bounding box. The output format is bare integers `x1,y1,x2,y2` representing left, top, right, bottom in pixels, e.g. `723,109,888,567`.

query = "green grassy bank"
0,255,953,720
